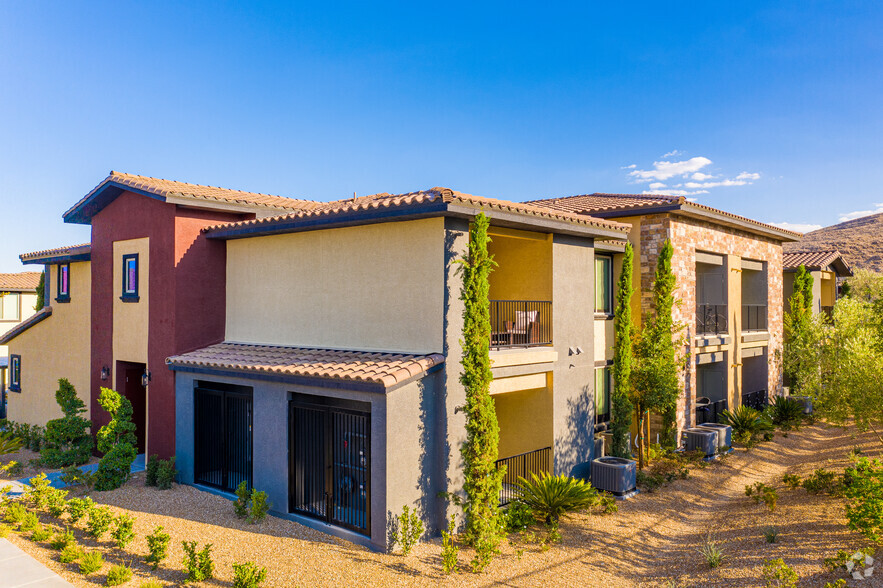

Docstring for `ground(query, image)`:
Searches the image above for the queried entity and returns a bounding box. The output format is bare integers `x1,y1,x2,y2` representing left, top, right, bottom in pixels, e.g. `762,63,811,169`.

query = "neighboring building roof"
20,243,91,265
0,272,42,292
167,342,445,392
63,171,319,224
784,212,883,273
783,250,853,276
203,187,632,240
525,193,802,242
0,307,52,344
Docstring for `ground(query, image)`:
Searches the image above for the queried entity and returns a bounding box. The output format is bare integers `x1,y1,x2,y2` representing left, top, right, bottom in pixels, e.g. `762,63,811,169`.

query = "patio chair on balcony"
506,310,540,345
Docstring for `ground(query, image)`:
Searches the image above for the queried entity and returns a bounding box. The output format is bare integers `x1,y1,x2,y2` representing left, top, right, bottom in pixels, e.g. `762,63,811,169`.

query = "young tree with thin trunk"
784,265,818,394
610,243,634,458
458,212,503,571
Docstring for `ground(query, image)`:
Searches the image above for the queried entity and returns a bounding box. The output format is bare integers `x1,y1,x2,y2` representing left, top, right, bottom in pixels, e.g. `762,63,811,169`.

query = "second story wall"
225,217,446,354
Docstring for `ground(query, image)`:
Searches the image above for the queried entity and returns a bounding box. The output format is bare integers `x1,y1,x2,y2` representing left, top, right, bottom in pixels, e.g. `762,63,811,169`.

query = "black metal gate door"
289,398,370,534
195,386,253,492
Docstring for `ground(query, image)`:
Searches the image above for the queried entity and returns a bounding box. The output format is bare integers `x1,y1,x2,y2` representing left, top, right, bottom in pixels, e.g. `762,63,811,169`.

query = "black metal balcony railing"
696,398,728,425
742,389,768,411
490,300,552,349
697,303,728,335
495,446,552,507
742,304,768,332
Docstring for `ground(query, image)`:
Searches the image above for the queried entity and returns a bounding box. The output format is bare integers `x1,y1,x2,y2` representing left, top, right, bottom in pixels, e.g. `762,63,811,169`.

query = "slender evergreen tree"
458,212,503,571
610,243,634,458
785,264,816,393
34,271,45,311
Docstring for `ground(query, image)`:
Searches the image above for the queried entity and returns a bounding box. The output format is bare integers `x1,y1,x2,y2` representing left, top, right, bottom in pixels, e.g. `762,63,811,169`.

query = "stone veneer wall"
638,213,785,433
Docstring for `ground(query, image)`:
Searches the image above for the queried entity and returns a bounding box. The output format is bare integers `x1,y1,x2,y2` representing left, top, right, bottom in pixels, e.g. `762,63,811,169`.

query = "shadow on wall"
560,383,596,481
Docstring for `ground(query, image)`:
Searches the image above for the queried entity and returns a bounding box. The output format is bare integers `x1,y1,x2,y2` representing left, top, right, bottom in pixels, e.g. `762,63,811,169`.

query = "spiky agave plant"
719,406,772,439
0,432,22,456
766,396,805,430
514,472,599,525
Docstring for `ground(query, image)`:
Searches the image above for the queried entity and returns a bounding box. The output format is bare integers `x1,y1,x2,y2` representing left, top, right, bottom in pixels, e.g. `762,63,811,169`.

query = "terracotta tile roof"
783,250,852,275
65,171,319,219
202,187,632,236
0,272,42,291
20,243,91,263
0,307,52,344
525,193,802,240
167,342,445,389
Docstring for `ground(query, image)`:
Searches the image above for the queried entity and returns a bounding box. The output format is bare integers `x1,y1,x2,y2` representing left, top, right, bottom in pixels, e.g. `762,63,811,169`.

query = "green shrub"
78,550,104,575
234,481,250,518
762,558,798,588
745,482,778,511
697,531,724,568
156,456,177,490
145,526,171,569
503,500,536,532
802,468,843,495
40,379,93,468
767,397,805,431
392,504,424,556
824,580,847,588
20,511,39,531
762,525,779,543
4,502,26,525
781,474,801,489
514,472,600,525
182,540,215,583
46,488,69,518
59,543,83,563
720,406,773,447
60,465,94,489
248,489,270,524
93,442,136,491
105,564,133,586
0,430,23,456
843,457,883,542
31,523,52,542
110,513,135,549
27,425,44,452
441,514,459,574
232,561,268,588
86,505,114,539
145,454,160,486
139,582,163,588
1,460,24,476
66,497,94,525
0,523,10,537
25,473,53,509
50,527,75,550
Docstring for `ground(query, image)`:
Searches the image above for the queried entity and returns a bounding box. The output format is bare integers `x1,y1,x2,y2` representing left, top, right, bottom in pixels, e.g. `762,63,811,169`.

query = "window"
9,354,21,392
595,255,613,314
595,366,611,424
56,263,70,302
0,292,20,320
121,254,139,302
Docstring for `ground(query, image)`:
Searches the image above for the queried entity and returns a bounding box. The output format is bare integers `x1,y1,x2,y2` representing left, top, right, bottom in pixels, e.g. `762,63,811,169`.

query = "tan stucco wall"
6,262,91,426
0,291,38,359
225,218,445,354
494,386,553,460
487,228,552,302
113,238,150,369
594,318,615,362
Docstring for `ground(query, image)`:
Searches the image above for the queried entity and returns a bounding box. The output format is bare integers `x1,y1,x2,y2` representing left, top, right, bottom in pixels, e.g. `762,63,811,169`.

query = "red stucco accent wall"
90,191,249,459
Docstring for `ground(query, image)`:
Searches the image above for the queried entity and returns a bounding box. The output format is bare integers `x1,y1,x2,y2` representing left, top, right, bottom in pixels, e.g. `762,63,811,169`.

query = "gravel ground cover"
2,423,880,587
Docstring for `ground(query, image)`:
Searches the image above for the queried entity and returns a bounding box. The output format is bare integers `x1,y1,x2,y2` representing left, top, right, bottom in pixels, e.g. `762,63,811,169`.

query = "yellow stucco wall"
112,238,150,369
493,386,553,460
0,292,38,359
6,262,91,426
487,228,552,302
225,218,445,354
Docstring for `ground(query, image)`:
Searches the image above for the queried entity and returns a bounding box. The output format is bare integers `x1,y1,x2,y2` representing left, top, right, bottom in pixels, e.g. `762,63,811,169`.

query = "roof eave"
677,204,802,242
445,202,629,240
63,180,166,225
0,307,52,344
20,249,92,265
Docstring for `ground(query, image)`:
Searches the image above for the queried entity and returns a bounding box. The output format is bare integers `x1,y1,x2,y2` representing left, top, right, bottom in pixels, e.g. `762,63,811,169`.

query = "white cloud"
622,164,637,169
629,157,713,182
662,150,685,159
838,203,883,223
736,172,761,181
648,182,667,190
683,179,750,189
642,189,709,197
769,221,823,233
691,172,715,181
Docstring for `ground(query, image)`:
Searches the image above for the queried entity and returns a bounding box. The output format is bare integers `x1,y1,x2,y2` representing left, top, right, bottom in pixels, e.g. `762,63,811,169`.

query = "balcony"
697,303,727,336
495,446,552,506
490,300,552,349
742,304,768,332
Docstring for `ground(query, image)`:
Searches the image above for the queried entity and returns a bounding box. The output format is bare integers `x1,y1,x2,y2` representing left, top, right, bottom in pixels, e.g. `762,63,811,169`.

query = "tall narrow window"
595,366,611,424
0,292,21,320
10,354,21,392
56,263,70,302
595,255,613,314
121,254,139,302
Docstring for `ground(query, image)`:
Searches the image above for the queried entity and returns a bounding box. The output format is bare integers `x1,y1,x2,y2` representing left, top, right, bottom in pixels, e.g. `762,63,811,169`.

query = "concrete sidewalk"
0,538,72,587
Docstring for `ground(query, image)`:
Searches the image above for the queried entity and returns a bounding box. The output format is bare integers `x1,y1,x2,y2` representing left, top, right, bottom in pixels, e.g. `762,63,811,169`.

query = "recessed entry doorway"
116,361,147,454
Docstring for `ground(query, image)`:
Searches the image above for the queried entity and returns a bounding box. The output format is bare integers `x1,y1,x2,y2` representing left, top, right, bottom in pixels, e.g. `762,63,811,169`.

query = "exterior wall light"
141,369,151,388
100,365,110,381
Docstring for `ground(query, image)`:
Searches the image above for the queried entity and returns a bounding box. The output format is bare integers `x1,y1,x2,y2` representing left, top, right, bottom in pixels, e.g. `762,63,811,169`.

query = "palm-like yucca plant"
719,406,771,436
514,472,599,524
0,432,23,456
766,396,805,430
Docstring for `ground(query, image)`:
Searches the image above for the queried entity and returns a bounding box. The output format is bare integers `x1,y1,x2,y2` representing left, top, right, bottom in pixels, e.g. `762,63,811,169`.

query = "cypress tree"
34,271,45,310
610,243,634,458
458,212,503,570
785,265,815,391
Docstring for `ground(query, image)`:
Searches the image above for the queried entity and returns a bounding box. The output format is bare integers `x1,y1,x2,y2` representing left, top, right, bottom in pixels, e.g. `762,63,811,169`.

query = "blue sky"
1,1,881,272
